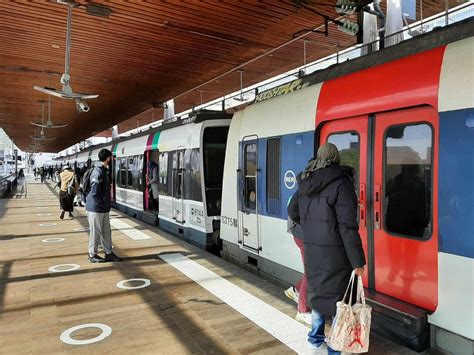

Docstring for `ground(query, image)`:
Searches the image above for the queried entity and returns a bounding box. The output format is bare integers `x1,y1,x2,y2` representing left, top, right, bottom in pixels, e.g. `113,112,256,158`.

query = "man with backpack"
85,148,121,263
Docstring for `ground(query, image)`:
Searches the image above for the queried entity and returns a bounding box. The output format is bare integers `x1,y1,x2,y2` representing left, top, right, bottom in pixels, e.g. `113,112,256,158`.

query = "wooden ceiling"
0,0,456,152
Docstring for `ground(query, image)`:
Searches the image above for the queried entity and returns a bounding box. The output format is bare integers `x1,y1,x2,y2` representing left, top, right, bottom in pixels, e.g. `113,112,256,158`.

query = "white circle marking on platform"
116,278,151,290
42,238,65,243
48,264,80,273
60,323,112,345
39,223,57,227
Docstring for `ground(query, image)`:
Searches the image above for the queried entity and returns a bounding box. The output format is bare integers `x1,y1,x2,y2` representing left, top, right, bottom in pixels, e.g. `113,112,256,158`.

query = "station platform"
0,177,423,354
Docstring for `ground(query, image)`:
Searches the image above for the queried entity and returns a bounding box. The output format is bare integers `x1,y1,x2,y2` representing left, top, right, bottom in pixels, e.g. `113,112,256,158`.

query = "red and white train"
59,18,473,353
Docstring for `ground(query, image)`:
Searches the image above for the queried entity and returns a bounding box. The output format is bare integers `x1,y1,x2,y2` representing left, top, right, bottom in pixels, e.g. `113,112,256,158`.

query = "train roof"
58,17,473,162
57,110,232,161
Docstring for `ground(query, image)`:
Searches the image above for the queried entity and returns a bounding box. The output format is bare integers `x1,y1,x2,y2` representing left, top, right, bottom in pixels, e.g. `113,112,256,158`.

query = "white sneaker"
309,342,328,351
295,311,312,326
284,286,299,303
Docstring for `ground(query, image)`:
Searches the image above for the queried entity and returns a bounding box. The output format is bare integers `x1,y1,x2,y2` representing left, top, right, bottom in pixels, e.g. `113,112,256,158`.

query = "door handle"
359,183,366,227
243,228,249,237
374,184,381,230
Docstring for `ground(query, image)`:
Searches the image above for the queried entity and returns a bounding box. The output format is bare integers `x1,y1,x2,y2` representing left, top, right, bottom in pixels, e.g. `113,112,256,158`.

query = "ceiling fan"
31,99,68,129
33,0,98,113
30,124,56,142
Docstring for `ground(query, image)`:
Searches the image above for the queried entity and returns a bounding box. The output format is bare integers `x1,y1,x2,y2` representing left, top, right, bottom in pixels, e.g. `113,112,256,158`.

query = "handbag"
326,270,372,353
67,176,75,195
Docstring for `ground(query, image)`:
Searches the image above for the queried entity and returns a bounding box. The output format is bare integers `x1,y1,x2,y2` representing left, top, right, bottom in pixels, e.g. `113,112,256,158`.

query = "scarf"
301,143,340,180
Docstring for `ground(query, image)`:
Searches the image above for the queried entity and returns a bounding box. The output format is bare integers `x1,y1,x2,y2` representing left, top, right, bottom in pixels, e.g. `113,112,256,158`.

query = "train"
58,18,473,354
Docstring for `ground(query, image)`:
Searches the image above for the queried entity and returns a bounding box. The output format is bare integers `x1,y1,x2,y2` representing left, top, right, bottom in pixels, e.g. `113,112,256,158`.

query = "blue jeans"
308,309,340,355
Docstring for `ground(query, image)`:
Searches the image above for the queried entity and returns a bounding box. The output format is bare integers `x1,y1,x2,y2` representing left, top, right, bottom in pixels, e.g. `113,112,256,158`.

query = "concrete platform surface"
0,178,421,354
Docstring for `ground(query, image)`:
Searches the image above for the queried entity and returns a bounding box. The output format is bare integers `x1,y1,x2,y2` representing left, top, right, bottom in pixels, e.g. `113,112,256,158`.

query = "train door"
320,116,369,285
145,150,159,211
172,148,185,223
319,107,438,311
373,107,437,311
239,138,260,250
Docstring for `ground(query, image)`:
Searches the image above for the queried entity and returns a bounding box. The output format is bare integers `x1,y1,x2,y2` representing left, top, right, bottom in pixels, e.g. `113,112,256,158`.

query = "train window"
115,157,120,186
130,155,138,191
327,131,359,194
244,143,257,211
137,155,143,192
173,150,184,199
158,152,169,196
190,149,202,202
384,123,432,239
119,158,127,187
127,156,134,189
266,138,281,215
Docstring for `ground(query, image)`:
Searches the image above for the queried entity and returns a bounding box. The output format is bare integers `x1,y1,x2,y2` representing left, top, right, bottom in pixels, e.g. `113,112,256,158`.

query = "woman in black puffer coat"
288,143,366,352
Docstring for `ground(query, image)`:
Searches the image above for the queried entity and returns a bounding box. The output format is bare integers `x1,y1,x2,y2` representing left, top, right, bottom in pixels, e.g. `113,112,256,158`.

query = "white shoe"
309,342,328,351
284,286,299,303
295,311,312,326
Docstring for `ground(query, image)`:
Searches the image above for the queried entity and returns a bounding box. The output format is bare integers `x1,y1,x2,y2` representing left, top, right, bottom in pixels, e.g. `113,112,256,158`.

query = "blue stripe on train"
438,108,474,259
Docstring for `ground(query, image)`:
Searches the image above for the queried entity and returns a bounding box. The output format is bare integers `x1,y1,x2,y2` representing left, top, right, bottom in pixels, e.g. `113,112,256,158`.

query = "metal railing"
68,2,474,143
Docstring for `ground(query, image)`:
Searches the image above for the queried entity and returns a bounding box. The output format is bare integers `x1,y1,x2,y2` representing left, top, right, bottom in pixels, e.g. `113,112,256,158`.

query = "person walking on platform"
85,148,121,263
59,166,77,219
41,166,48,183
288,143,366,354
54,169,61,190
73,166,84,207
285,197,312,325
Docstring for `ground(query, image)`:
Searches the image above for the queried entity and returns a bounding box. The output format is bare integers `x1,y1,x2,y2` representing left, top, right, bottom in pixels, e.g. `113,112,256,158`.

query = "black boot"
60,211,65,220
105,252,121,262
68,212,74,218
88,254,106,263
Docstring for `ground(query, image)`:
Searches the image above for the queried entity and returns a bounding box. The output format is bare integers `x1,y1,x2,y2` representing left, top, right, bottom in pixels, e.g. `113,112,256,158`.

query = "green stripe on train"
152,132,161,150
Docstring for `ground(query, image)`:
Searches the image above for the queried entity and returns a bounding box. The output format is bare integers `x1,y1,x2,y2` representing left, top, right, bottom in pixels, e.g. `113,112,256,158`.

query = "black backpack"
81,167,95,196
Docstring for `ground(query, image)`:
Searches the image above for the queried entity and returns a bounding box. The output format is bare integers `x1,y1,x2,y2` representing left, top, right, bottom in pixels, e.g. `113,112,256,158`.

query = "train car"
62,111,232,250
220,19,473,353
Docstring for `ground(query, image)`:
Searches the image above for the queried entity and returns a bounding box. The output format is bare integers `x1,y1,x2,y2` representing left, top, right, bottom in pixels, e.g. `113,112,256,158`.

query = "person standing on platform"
59,166,77,219
148,161,159,210
288,143,366,354
285,196,312,325
85,148,121,263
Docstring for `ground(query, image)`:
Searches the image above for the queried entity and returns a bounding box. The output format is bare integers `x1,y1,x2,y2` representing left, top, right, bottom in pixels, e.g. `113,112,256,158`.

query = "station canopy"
0,0,451,152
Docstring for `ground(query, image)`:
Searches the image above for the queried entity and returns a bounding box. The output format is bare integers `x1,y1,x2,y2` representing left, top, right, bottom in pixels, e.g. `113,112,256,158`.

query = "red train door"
319,106,438,311
320,115,369,286
373,106,438,311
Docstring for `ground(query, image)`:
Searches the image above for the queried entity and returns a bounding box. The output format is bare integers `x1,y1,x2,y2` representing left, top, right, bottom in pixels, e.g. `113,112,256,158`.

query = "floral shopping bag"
326,271,372,353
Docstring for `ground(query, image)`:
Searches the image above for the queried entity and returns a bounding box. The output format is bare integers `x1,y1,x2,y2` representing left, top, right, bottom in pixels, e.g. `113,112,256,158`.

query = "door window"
384,123,432,239
173,150,184,199
127,156,134,190
327,132,360,193
120,158,127,187
244,143,257,211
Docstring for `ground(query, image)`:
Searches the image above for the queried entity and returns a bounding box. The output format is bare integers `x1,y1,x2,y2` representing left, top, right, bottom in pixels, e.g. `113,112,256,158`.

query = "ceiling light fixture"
86,3,112,17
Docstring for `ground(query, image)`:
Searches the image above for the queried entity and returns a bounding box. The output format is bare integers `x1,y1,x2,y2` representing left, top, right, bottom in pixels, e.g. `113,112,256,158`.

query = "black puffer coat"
288,164,366,316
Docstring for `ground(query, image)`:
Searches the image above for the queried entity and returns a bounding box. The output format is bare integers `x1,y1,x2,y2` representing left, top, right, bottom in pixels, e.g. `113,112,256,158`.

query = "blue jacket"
85,164,111,213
